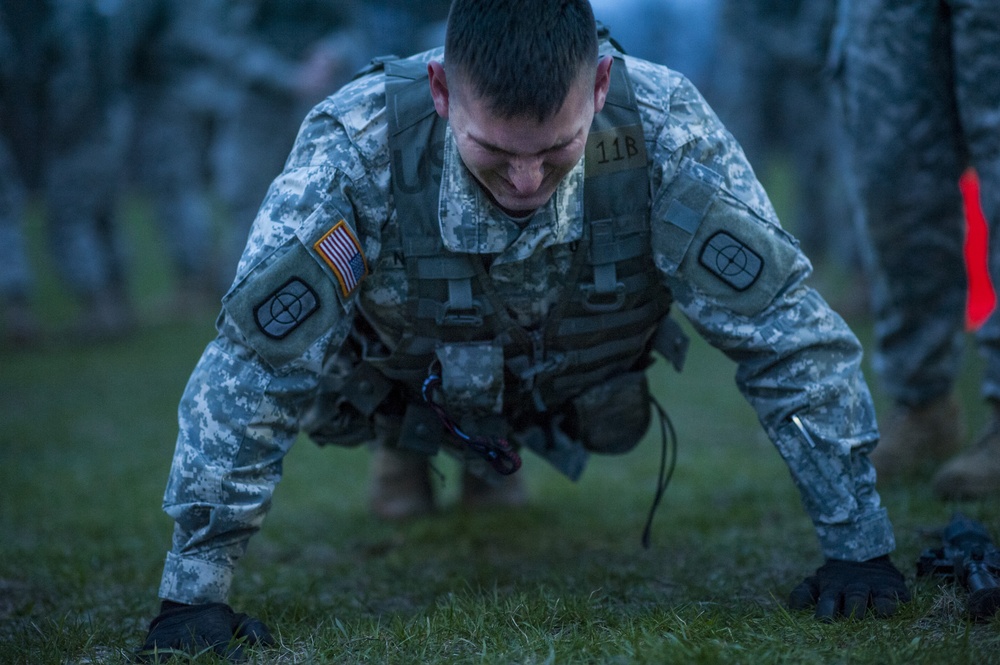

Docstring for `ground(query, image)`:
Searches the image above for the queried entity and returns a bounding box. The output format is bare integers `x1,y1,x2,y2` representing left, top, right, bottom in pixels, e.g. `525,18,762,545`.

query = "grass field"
1,197,999,664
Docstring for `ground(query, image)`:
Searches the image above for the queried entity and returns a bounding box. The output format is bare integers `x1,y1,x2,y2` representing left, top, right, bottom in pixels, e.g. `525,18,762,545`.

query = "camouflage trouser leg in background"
44,97,133,300
838,0,1000,406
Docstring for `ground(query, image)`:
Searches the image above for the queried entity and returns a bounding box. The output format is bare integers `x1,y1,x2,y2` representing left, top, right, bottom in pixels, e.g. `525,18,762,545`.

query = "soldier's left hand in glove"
135,600,275,663
789,555,911,620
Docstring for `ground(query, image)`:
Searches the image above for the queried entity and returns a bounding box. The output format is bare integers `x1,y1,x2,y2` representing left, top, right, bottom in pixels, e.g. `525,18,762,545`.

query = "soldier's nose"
508,157,544,194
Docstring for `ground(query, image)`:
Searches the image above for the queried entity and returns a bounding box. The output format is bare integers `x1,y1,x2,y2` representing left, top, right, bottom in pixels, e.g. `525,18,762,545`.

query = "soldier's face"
429,58,612,216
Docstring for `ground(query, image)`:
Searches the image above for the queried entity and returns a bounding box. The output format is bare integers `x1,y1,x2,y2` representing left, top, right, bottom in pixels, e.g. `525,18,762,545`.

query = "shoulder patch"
254,278,320,339
680,198,799,317
698,231,763,291
223,239,346,370
313,220,368,298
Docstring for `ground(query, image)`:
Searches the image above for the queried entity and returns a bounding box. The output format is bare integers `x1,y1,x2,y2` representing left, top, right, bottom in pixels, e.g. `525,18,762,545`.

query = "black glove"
789,555,911,620
135,600,275,663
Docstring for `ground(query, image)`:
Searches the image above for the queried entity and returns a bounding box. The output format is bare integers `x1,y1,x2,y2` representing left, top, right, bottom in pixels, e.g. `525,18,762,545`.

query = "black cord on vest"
421,374,522,475
641,396,677,549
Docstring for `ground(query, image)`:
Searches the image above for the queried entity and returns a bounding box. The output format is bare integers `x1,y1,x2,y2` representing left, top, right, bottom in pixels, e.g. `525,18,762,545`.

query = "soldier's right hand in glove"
788,555,911,621
135,600,275,663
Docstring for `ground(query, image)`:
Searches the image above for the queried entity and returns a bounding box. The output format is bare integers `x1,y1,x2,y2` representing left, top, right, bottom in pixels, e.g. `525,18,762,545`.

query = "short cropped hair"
444,0,599,121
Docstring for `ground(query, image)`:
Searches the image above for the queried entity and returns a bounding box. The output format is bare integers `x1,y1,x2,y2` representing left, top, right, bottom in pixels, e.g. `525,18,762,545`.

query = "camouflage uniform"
157,48,895,604
834,0,1000,407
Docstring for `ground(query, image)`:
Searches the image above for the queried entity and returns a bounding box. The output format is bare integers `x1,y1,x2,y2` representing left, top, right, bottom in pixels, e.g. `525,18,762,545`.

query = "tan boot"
932,414,1000,500
461,470,528,510
368,445,435,521
871,395,964,481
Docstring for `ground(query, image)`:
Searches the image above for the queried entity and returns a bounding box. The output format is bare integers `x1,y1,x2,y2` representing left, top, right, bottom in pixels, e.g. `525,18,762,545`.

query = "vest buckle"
580,282,626,313
437,300,484,327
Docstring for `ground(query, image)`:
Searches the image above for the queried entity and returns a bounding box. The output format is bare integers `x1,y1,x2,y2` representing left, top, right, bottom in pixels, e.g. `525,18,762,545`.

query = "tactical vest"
346,45,688,479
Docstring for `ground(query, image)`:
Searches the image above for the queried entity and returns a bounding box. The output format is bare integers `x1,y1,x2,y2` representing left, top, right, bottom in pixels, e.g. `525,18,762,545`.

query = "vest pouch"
302,391,375,448
343,360,394,416
398,402,446,455
302,395,375,448
515,415,589,481
301,354,392,448
571,370,651,454
434,342,504,415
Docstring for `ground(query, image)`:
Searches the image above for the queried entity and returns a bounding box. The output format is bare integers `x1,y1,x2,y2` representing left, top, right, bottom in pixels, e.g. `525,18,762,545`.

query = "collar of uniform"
437,126,584,261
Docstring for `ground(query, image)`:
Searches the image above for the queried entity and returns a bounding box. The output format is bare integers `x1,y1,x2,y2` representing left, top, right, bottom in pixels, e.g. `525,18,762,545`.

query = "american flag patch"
313,220,368,297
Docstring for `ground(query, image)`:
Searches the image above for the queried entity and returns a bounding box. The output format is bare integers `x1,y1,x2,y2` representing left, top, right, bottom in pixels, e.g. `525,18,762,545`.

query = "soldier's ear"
428,61,449,119
593,55,613,114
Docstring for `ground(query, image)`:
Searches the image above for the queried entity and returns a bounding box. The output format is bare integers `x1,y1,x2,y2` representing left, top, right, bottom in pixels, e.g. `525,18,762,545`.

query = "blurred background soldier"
205,0,366,291
129,0,232,317
712,0,866,315
41,0,162,340
834,0,1000,498
130,0,368,303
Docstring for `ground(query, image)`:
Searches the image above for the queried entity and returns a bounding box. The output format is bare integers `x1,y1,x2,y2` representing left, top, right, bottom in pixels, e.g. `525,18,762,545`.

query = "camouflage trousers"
44,96,133,297
835,0,1000,405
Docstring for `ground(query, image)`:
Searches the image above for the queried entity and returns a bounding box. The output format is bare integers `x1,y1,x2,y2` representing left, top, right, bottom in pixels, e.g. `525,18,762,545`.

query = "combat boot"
932,407,1000,500
461,469,528,510
368,445,435,521
870,395,964,481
